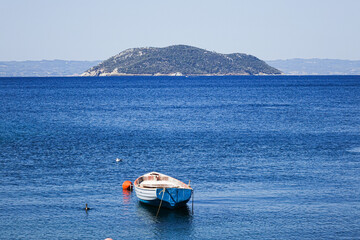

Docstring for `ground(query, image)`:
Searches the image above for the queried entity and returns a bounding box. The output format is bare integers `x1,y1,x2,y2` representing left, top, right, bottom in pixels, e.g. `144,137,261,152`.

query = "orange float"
122,180,133,190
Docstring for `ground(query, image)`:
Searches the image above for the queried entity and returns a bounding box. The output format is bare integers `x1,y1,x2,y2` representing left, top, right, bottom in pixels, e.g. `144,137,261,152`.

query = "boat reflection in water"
122,189,132,204
136,202,194,238
137,200,192,220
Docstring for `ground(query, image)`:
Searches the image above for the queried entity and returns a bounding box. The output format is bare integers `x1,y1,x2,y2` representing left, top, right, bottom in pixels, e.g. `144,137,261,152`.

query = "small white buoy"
116,158,122,162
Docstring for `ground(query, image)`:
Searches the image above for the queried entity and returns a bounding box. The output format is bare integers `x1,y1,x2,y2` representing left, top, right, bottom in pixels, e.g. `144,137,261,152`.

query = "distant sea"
1,76,359,239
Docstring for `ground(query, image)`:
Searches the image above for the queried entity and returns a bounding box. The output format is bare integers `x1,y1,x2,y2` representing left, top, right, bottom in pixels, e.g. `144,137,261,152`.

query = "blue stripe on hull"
139,188,192,209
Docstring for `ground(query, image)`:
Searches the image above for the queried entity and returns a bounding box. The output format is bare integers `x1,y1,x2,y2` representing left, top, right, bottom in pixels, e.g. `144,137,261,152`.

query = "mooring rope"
192,189,194,215
156,188,166,217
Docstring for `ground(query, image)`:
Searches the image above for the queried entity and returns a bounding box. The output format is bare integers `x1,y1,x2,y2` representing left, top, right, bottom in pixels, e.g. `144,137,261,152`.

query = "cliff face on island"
82,45,281,76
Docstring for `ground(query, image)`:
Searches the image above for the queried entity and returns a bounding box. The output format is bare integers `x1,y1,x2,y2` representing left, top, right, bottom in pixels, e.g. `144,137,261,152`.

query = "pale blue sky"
1,0,359,61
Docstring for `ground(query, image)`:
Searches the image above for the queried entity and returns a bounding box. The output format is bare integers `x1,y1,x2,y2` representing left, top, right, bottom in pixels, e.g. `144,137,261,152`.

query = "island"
81,45,281,76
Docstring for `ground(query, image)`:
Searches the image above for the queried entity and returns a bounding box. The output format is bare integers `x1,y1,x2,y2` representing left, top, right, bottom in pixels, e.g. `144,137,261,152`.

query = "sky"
1,0,359,61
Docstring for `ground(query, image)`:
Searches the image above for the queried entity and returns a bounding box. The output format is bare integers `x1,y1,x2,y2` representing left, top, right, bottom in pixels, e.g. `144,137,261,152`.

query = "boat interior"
136,172,190,189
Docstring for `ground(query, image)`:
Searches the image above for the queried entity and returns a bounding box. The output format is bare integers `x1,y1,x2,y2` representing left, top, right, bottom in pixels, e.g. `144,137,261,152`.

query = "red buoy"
122,180,133,190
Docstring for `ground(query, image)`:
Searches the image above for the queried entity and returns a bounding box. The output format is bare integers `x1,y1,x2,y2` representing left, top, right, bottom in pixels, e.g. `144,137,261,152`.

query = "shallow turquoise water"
0,76,360,239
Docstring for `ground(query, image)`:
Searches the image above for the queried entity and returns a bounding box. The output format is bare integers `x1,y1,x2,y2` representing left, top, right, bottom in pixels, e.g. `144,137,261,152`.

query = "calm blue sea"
0,76,360,239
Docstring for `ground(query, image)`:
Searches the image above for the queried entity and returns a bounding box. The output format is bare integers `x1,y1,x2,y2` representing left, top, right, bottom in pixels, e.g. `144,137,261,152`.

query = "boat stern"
156,188,192,209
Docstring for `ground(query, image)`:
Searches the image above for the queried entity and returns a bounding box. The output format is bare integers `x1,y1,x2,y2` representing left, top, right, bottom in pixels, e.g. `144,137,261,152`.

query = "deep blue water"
0,75,360,239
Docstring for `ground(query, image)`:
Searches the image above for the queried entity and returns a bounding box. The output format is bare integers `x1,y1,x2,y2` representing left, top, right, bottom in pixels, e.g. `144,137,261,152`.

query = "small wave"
347,147,360,153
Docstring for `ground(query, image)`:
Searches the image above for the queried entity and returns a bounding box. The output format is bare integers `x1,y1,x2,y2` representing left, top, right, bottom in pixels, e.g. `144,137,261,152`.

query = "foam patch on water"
347,147,360,153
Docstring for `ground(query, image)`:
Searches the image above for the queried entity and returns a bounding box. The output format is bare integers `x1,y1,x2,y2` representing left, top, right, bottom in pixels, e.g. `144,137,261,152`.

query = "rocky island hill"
82,45,281,76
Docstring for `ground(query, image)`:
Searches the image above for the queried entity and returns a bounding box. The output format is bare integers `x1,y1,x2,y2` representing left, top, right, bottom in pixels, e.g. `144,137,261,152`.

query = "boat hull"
138,198,189,209
136,187,192,209
134,186,157,201
156,188,192,209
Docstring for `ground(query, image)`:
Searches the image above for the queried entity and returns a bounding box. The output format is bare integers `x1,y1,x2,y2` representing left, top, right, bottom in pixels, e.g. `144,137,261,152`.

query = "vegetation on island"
82,45,282,76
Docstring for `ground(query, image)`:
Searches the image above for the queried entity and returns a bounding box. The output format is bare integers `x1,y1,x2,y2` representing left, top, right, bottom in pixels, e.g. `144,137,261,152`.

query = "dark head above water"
85,203,91,211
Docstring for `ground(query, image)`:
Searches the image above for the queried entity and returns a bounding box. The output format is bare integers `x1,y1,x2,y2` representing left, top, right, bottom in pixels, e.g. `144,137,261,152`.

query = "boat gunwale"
134,172,192,190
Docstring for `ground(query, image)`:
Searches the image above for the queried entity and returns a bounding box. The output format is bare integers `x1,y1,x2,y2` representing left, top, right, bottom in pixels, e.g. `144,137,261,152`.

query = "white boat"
134,172,193,209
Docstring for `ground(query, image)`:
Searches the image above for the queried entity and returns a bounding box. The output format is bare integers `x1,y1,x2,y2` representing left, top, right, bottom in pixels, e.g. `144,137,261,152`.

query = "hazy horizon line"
1,57,360,62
